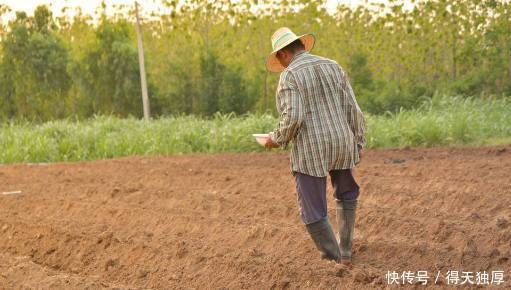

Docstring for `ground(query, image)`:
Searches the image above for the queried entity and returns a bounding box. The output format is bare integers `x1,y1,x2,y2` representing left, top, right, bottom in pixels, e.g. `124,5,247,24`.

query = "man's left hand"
264,134,280,149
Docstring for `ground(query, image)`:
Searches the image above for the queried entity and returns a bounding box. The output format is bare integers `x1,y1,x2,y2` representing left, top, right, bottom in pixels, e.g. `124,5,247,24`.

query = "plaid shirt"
270,51,366,177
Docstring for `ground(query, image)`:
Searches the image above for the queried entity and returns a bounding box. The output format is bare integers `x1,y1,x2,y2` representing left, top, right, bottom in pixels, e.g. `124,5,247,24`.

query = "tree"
0,6,70,120
1,0,511,120
70,15,142,117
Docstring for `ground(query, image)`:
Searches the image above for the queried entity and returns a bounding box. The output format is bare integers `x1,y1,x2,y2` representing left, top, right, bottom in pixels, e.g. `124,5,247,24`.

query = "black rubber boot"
336,199,357,264
305,217,341,262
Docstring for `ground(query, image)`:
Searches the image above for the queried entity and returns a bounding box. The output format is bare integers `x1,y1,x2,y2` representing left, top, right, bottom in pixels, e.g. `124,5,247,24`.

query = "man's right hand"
357,144,363,161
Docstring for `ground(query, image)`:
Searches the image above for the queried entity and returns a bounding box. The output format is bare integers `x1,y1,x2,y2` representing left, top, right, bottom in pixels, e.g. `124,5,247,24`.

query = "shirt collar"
289,50,307,66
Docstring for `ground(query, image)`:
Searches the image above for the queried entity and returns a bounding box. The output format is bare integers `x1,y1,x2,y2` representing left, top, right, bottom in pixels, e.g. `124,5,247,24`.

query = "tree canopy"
0,0,510,121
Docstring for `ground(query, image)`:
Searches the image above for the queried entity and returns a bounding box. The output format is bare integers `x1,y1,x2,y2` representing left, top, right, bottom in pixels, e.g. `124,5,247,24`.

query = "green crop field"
1,95,510,164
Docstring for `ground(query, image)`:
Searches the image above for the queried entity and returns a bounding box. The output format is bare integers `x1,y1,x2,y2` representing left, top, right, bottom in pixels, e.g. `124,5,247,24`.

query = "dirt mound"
1,146,510,289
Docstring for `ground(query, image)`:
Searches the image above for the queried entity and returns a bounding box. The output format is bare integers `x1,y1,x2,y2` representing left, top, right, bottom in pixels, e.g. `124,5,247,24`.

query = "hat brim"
266,34,315,73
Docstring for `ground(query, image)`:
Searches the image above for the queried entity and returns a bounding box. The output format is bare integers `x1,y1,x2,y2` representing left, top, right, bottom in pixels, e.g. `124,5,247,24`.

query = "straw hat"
266,27,315,73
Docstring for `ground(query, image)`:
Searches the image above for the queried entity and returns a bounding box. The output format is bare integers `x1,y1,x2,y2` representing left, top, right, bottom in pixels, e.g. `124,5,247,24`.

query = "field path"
1,146,510,289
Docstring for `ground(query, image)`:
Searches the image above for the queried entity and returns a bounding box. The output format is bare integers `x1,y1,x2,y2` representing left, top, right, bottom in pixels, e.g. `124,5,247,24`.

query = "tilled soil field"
0,146,510,289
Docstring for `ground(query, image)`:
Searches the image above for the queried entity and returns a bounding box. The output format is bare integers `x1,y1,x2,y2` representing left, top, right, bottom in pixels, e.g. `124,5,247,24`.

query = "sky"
1,0,372,13
1,0,414,23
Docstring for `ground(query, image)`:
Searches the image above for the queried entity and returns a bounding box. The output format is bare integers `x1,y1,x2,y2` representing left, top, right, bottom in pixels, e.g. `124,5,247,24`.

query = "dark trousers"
293,169,359,224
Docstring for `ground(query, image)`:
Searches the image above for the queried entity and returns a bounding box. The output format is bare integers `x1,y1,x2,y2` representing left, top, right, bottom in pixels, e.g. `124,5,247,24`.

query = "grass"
366,95,511,148
0,96,510,164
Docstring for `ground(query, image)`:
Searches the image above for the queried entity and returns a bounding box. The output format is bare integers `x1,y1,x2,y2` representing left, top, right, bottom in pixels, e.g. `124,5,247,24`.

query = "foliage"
0,1,510,121
1,96,509,164
69,15,143,117
0,7,70,120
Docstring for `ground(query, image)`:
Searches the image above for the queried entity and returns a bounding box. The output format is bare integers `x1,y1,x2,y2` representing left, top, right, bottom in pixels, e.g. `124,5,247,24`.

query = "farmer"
264,27,366,265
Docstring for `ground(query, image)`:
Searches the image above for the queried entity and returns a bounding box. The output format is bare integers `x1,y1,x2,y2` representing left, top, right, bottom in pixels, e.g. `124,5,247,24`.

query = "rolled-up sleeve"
270,70,304,149
341,68,366,149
